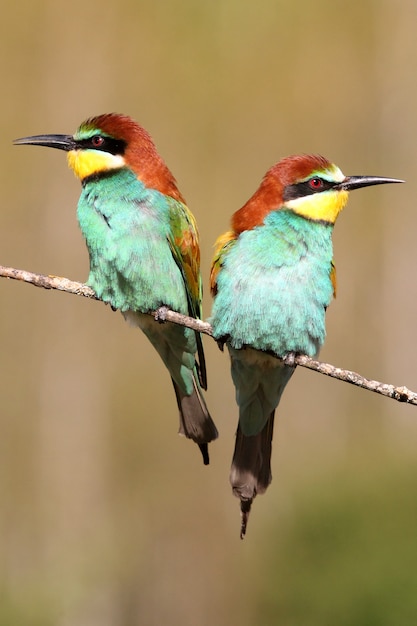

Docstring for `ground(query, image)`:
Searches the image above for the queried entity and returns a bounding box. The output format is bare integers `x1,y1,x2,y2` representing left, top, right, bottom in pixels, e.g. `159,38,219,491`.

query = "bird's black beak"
336,175,404,191
13,134,76,152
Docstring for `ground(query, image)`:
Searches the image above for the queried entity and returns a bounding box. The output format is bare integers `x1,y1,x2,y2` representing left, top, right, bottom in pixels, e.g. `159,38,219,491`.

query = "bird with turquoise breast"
210,154,403,537
14,113,218,464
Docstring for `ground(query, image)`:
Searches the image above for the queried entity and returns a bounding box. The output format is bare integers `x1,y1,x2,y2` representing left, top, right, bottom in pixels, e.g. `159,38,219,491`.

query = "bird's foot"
215,334,229,352
154,305,169,323
240,499,253,540
283,351,299,367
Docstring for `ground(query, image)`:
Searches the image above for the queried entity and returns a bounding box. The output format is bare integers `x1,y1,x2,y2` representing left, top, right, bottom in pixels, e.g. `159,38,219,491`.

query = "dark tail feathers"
172,376,218,465
230,412,275,538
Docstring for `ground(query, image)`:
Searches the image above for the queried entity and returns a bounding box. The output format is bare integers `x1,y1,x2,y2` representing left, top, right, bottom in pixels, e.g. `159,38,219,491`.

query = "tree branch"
1,264,415,406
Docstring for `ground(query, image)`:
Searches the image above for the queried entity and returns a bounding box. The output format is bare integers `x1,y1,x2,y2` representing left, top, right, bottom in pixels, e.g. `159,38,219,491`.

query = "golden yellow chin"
286,189,349,223
67,150,125,180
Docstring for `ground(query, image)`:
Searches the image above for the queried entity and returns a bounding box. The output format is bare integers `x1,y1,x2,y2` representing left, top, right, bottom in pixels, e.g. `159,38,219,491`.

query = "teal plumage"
210,154,403,536
14,113,218,464
213,210,334,356
78,168,190,315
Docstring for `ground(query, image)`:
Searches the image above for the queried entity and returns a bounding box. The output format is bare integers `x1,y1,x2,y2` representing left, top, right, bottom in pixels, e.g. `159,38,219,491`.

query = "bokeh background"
1,1,417,624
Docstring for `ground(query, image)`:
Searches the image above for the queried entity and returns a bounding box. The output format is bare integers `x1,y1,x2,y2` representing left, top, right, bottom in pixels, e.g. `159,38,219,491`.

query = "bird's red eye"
91,135,104,147
309,177,323,190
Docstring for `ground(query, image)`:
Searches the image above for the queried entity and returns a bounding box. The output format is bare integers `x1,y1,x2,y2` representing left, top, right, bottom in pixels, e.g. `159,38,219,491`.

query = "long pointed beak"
336,175,404,191
13,134,75,151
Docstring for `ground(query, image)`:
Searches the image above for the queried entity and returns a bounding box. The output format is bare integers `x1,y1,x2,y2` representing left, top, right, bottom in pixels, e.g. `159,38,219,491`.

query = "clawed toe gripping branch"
1,263,416,406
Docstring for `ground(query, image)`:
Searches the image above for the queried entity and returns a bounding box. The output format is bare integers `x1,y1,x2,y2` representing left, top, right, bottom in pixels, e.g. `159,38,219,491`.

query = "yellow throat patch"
286,188,349,224
67,149,125,180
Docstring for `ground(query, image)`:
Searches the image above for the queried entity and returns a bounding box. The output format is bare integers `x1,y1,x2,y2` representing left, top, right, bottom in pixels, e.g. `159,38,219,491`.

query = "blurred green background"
1,1,417,624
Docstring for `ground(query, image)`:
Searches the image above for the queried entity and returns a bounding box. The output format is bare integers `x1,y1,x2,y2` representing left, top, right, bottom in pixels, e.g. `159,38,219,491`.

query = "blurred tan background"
1,1,417,624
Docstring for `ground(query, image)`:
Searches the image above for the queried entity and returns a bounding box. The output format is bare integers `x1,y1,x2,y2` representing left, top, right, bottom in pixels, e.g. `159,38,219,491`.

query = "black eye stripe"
283,178,336,201
76,136,127,156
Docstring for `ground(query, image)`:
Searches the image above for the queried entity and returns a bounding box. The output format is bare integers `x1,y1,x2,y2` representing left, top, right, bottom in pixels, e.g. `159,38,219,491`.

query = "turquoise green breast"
211,210,335,357
77,168,188,313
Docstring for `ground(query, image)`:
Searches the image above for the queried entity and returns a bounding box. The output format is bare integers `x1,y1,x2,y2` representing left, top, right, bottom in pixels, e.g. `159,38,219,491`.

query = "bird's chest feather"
77,172,186,313
211,211,335,357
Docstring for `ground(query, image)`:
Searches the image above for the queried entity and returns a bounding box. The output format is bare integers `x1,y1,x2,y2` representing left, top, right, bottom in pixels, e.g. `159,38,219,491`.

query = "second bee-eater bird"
210,154,403,537
14,113,218,464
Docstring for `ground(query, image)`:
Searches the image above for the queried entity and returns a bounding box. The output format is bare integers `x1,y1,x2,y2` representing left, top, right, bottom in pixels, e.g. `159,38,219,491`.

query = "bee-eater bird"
14,113,218,464
210,154,403,537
